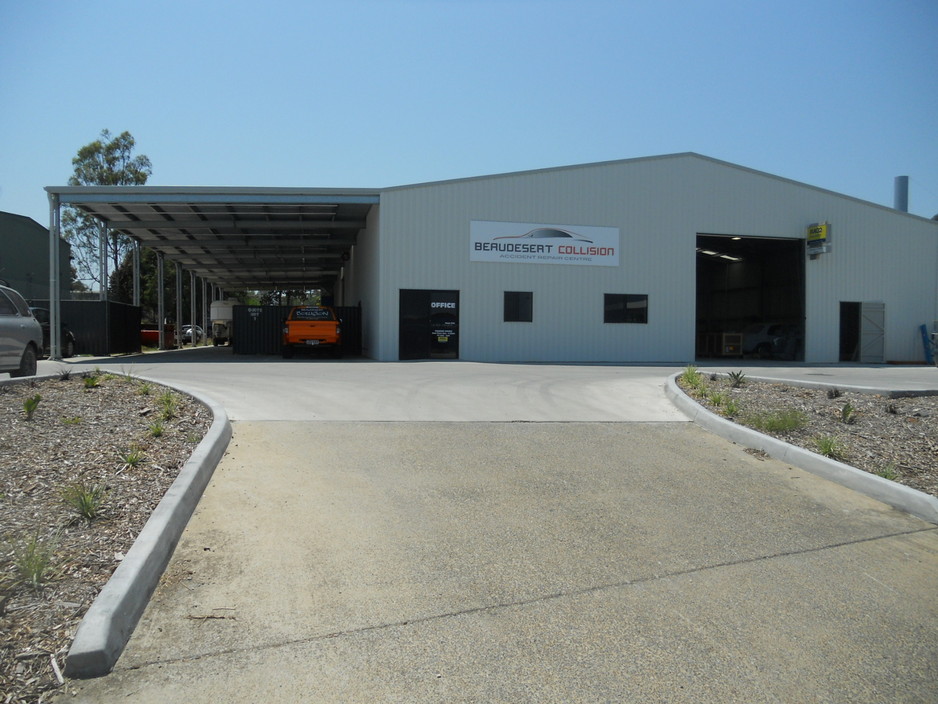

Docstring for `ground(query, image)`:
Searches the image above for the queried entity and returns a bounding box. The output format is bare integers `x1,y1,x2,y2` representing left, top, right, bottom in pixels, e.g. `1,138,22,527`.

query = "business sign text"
470,221,620,267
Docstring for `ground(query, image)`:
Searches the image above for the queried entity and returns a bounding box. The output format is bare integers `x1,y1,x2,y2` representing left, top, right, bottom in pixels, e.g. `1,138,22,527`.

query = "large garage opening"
695,234,804,361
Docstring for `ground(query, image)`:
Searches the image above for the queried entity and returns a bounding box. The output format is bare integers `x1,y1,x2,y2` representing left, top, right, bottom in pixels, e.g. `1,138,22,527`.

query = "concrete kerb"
664,373,938,525
55,373,233,678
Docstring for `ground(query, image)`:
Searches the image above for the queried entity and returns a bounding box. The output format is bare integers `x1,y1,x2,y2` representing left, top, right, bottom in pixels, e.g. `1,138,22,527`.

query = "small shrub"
723,399,741,417
12,532,58,588
58,368,72,381
22,394,41,420
743,409,808,433
681,365,703,388
148,420,165,437
728,370,746,388
840,403,857,425
61,482,108,520
707,391,728,407
814,434,847,460
122,444,146,468
827,388,842,399
138,381,153,396
82,373,100,389
885,402,898,415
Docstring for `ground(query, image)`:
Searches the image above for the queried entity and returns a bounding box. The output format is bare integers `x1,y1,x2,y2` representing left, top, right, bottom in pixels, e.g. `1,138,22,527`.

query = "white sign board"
470,221,620,267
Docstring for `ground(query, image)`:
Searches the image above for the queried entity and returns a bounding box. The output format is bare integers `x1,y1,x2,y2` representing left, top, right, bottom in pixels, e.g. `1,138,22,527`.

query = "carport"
43,186,380,357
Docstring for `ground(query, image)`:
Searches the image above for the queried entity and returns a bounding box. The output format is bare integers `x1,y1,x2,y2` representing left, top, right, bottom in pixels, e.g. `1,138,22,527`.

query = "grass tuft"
61,482,108,520
122,444,146,468
743,408,808,433
11,532,58,588
723,398,741,417
877,463,899,480
840,402,857,425
22,394,41,420
159,391,178,420
813,434,848,460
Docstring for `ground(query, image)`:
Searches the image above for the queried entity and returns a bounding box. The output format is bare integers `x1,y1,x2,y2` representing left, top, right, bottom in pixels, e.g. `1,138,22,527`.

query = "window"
604,294,648,324
504,291,533,322
0,291,17,316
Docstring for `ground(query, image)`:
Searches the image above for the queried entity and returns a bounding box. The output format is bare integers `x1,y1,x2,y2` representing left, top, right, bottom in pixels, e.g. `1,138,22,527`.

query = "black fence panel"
31,300,141,356
232,304,362,356
232,305,287,355
334,306,362,357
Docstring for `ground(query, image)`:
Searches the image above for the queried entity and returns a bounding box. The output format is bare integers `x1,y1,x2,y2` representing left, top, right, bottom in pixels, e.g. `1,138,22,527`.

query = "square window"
504,291,533,322
604,294,648,324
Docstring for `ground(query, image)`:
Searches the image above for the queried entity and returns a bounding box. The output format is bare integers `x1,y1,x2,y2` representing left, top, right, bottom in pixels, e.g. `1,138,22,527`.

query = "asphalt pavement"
45,352,938,703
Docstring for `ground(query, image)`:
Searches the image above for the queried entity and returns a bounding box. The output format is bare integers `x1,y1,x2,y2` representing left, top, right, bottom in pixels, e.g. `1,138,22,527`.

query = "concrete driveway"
54,347,688,421
53,352,938,702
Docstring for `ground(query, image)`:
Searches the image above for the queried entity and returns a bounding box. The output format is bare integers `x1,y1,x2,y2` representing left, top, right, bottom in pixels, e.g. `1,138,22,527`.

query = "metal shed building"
47,153,938,364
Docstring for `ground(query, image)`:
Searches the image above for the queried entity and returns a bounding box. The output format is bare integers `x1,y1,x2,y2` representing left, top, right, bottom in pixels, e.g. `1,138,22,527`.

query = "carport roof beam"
44,185,379,293
47,186,380,206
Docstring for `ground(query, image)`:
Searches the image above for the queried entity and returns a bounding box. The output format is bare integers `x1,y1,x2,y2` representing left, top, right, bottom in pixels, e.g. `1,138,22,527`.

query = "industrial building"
47,153,938,363
0,211,71,301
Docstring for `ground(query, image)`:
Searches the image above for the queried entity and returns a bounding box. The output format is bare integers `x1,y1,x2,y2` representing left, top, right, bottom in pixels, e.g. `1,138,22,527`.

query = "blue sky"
2,0,937,225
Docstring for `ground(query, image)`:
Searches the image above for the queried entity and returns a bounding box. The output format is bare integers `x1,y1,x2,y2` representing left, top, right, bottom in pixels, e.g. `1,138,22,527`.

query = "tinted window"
0,291,15,316
604,294,648,324
504,291,533,322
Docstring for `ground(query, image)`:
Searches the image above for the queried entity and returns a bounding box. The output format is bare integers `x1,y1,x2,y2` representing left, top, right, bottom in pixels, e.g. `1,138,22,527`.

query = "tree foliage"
62,130,151,290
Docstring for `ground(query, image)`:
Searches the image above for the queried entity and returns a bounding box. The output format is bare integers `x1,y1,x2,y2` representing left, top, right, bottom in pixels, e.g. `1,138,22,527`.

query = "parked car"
181,325,204,343
742,322,799,359
29,307,77,358
0,284,43,377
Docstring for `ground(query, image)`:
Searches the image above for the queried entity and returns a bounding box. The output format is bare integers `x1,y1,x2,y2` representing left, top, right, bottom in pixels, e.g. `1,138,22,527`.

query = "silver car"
0,284,43,377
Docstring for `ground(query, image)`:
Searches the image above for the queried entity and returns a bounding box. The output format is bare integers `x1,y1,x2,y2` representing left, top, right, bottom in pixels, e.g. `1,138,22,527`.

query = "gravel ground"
1,368,935,702
0,371,210,703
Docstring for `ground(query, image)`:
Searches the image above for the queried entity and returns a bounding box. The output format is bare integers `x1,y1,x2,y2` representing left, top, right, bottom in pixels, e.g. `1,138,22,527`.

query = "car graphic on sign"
493,228,593,243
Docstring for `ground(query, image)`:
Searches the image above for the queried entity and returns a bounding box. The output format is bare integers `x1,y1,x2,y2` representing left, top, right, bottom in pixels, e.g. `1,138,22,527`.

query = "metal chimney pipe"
894,175,909,212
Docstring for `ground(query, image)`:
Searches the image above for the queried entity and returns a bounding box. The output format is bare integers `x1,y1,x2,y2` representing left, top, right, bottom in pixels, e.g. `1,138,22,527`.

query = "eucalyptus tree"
62,129,152,290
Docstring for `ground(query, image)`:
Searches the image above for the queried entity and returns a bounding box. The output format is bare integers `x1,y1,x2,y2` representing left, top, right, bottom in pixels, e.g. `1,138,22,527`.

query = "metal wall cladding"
355,154,938,363
30,300,141,356
232,305,363,356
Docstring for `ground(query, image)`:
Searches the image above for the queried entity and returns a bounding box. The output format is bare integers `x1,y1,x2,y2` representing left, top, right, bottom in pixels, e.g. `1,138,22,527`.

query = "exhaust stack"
894,175,909,212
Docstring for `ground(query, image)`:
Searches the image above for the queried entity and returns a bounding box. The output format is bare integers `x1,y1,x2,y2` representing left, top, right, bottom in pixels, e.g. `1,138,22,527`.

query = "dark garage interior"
695,234,805,360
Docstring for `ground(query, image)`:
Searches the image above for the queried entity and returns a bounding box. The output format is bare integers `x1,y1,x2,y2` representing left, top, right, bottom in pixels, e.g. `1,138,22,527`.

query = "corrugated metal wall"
368,154,937,363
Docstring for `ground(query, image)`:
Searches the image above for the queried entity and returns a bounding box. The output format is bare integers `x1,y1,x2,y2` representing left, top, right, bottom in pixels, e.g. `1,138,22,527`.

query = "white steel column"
157,253,165,350
47,193,61,360
202,279,209,336
175,262,183,349
132,242,141,307
98,220,108,301
189,270,197,345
